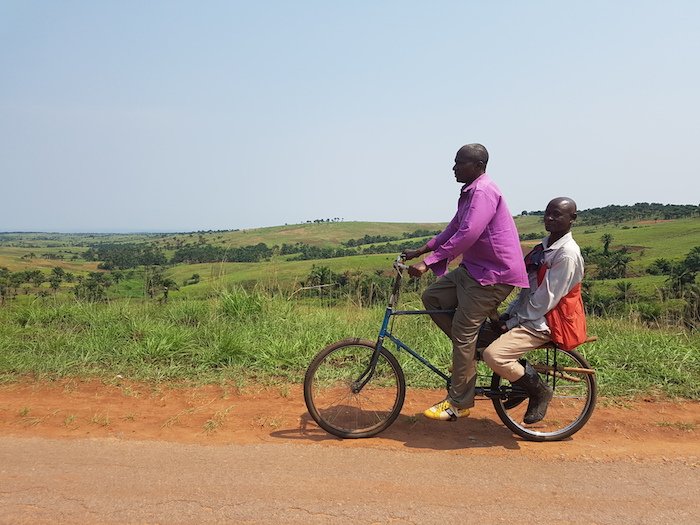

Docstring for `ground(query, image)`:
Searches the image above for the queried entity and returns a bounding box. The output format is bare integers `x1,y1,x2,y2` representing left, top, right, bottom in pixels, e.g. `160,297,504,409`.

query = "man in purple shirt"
403,143,528,421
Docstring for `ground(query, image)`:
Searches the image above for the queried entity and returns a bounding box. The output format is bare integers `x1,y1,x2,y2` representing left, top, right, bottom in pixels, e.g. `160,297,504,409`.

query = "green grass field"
1,293,697,398
0,216,698,398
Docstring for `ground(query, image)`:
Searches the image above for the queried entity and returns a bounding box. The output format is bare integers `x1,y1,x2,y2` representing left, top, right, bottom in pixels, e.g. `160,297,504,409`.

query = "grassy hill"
1,216,698,306
187,221,445,248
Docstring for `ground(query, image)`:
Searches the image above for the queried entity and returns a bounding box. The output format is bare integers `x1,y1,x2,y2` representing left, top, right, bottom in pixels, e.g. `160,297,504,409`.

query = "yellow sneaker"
423,399,470,421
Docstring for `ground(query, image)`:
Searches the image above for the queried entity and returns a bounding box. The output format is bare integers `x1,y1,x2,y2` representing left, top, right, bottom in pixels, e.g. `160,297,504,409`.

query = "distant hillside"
151,221,447,250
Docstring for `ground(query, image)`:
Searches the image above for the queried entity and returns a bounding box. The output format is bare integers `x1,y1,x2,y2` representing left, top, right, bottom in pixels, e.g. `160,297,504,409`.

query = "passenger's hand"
408,261,429,278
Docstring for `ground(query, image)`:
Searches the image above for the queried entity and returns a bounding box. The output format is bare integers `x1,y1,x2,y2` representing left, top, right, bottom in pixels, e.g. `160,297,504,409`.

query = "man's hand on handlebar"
400,244,431,277
407,261,428,278
402,249,423,261
401,243,430,261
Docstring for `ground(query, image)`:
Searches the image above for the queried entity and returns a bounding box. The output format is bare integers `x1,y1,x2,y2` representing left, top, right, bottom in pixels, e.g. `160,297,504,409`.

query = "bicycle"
304,255,597,442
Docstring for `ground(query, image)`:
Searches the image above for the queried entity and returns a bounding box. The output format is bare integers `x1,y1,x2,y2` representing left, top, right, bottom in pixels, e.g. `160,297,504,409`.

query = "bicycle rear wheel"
491,347,596,442
304,338,406,439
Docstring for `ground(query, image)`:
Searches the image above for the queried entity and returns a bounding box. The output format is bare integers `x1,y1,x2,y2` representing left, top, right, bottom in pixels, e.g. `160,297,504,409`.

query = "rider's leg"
421,274,457,339
447,267,512,409
422,277,503,343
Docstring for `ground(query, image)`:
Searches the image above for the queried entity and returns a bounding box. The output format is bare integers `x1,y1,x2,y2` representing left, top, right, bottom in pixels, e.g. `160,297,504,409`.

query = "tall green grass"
0,293,698,398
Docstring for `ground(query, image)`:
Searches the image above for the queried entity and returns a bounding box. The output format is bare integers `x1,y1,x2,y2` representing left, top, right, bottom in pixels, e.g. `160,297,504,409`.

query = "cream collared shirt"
504,232,584,333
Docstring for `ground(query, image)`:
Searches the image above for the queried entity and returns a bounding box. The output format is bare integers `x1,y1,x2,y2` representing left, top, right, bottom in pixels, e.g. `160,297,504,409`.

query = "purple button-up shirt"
423,174,528,288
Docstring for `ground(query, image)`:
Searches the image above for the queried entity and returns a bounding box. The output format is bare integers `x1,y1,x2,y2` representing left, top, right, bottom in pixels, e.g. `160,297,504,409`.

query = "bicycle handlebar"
393,254,408,272
389,254,408,308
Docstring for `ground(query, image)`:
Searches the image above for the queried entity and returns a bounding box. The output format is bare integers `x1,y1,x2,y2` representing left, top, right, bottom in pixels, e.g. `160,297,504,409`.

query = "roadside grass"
655,421,696,431
0,293,698,399
91,413,111,427
203,405,235,434
579,318,700,398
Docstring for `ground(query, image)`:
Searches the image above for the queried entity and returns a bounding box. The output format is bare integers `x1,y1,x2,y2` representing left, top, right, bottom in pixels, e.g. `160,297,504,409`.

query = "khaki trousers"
421,266,512,409
478,323,551,382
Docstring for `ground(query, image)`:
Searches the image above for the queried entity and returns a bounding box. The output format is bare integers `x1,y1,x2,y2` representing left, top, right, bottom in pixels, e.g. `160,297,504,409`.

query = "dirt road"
1,380,699,524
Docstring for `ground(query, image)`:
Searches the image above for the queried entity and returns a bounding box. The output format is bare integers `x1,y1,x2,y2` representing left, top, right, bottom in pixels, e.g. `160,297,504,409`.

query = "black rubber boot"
512,362,553,424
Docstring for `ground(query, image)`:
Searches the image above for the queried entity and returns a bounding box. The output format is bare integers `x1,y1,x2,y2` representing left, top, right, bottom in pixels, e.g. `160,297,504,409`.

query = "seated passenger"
479,196,585,424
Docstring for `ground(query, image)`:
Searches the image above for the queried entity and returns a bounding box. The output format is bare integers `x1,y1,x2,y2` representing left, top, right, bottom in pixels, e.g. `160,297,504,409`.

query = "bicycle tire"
304,338,406,439
491,347,597,442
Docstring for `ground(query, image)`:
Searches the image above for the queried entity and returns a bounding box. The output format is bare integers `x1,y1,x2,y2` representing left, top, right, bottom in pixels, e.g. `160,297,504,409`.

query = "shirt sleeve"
511,253,579,325
426,212,459,251
423,188,497,268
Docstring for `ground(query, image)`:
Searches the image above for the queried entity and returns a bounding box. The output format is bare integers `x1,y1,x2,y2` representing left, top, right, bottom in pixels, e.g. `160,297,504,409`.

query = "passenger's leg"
483,327,553,424
482,327,550,382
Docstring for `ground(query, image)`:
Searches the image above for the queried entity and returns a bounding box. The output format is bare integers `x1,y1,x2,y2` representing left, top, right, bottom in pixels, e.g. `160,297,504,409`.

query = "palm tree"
615,281,634,303
600,233,614,255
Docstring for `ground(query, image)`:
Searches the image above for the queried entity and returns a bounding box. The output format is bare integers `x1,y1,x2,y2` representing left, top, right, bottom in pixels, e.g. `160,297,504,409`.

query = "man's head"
544,197,578,237
453,143,488,184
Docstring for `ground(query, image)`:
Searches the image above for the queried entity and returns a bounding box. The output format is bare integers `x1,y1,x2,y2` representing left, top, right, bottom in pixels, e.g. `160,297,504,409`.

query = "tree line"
0,264,182,303
341,229,440,247
525,202,699,225
170,243,273,264
84,242,274,268
284,239,429,261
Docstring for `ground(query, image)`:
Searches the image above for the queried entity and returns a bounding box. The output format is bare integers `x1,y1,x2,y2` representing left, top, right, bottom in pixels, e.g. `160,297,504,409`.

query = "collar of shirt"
460,173,489,194
542,231,573,251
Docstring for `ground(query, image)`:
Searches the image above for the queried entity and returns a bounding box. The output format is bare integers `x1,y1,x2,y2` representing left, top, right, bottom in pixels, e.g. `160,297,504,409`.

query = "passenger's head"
453,143,488,184
544,197,578,237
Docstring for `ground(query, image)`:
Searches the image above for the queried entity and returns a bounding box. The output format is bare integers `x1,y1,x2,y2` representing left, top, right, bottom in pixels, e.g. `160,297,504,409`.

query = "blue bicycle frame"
351,255,458,393
376,306,453,386
355,255,506,400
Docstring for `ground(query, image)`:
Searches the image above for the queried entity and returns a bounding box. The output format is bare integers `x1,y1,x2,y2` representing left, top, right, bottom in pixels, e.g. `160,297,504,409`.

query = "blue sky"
1,1,698,232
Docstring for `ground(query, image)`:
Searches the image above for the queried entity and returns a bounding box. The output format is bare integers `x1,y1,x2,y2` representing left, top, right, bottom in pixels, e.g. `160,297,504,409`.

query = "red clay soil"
0,379,698,462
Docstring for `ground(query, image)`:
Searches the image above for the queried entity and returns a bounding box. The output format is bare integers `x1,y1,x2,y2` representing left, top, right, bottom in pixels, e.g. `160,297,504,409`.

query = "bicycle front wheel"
304,338,406,439
491,347,597,442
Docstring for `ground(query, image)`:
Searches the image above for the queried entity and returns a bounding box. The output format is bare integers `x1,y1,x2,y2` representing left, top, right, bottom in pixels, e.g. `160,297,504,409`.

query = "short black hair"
549,197,578,214
456,143,489,166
